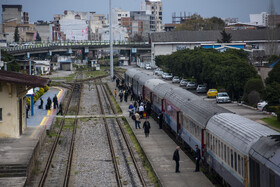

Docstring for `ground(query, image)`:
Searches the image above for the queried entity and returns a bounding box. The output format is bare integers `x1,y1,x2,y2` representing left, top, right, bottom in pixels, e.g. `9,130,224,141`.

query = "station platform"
0,87,66,187
107,78,213,187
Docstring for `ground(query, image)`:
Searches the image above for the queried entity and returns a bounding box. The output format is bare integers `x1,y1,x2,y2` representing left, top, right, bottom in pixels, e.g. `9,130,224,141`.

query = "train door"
201,129,206,157
176,111,181,134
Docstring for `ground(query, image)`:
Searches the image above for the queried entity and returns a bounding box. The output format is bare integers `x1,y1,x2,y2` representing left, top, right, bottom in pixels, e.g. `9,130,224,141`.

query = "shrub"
243,78,264,103
247,90,261,106
267,106,280,113
44,85,49,92
277,111,280,122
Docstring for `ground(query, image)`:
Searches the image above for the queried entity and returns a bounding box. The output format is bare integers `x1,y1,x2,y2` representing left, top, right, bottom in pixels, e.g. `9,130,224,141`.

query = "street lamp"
109,0,114,81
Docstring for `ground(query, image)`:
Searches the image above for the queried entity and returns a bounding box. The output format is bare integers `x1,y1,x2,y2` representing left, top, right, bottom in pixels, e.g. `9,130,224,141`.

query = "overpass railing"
4,41,150,52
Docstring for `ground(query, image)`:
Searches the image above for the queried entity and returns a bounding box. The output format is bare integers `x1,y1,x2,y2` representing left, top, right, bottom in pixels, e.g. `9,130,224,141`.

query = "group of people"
41,94,63,115
173,145,201,173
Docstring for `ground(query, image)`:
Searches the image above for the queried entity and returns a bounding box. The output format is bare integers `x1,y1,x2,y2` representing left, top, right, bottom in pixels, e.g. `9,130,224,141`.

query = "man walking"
143,118,151,137
53,94,58,109
57,103,63,115
134,111,141,129
173,146,180,173
194,145,201,172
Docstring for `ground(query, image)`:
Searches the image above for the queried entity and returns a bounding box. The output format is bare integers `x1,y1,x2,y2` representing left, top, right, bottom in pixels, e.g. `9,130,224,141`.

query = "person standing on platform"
119,91,123,102
134,111,141,129
114,88,117,98
57,103,63,115
194,145,201,172
46,97,52,110
143,118,151,137
39,98,44,109
158,112,163,129
116,78,120,88
173,146,180,173
124,90,128,102
26,104,29,118
139,104,144,118
53,94,58,109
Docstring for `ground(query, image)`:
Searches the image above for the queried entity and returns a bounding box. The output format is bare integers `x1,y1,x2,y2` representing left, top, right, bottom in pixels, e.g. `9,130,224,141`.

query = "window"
241,157,244,177
221,142,223,159
224,144,226,162
227,147,230,165
218,140,220,157
231,150,233,168
0,108,2,121
238,155,241,174
234,152,237,171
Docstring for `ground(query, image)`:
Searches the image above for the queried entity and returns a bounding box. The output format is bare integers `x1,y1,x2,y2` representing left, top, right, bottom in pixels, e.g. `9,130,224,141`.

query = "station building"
0,70,49,138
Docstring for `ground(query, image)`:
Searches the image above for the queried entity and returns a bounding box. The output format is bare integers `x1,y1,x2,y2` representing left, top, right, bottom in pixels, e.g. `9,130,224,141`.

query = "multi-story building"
112,8,130,26
250,12,269,26
35,21,54,41
2,5,22,24
130,11,153,39
145,0,162,32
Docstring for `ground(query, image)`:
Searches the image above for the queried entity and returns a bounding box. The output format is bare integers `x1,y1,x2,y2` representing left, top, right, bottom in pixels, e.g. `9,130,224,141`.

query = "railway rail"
95,79,146,187
38,74,82,187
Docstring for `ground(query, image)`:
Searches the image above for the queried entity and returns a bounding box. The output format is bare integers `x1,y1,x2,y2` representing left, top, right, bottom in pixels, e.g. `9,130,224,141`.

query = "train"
125,68,280,187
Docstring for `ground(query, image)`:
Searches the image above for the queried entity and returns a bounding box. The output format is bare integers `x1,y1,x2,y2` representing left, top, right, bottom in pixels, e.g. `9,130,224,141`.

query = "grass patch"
79,117,93,122
50,72,77,82
262,116,280,131
84,66,109,78
74,171,79,175
122,117,160,187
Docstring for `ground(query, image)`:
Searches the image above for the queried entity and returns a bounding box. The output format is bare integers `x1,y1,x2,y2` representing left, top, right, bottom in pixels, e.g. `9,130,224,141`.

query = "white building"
112,8,130,26
100,25,128,41
250,12,269,26
145,0,162,31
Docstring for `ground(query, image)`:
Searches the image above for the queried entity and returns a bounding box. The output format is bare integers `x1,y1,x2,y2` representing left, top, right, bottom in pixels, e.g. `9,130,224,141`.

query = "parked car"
216,92,231,103
257,101,268,111
172,76,180,83
196,85,207,93
186,82,196,89
180,79,189,87
161,72,168,79
165,73,173,80
145,64,152,70
207,89,218,98
157,70,163,76
153,68,162,75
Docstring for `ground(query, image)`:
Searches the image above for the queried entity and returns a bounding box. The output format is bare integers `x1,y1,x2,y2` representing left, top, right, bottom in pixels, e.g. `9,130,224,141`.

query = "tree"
242,78,264,104
175,14,225,31
217,30,232,43
14,26,20,42
265,61,280,85
262,82,280,105
35,31,42,41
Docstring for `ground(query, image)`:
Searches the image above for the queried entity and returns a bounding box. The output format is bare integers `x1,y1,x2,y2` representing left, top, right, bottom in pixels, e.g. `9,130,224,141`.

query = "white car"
216,92,231,103
257,101,268,111
153,68,162,75
161,72,168,79
165,73,173,80
145,64,152,70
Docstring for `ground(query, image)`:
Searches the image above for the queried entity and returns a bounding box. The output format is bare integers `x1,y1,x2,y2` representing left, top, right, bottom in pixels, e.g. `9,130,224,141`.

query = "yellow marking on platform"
29,117,48,138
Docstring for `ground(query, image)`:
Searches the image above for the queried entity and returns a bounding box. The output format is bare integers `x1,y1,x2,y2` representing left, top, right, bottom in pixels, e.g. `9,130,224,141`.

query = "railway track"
95,79,146,187
38,74,82,187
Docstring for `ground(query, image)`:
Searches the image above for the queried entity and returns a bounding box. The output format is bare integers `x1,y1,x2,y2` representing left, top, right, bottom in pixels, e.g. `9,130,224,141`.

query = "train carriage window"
207,133,209,148
221,142,223,159
213,137,215,153
238,154,241,175
227,147,230,165
218,140,220,157
215,139,218,155
231,150,233,168
224,144,226,162
241,157,244,177
234,152,237,171
210,135,212,150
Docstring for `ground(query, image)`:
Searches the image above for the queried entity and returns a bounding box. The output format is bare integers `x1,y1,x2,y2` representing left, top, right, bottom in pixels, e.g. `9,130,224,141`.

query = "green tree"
217,30,232,43
265,61,280,85
35,31,42,41
175,14,225,31
7,61,20,72
262,82,280,105
242,78,264,104
14,26,20,42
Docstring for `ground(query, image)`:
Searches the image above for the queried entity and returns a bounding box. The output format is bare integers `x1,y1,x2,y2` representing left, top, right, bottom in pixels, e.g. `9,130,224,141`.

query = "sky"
1,0,279,24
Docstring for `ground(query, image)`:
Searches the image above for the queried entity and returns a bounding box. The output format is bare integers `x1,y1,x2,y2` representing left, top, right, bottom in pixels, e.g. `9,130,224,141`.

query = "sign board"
68,48,72,54
27,52,30,58
132,48,137,53
49,51,52,56
176,45,186,51
85,47,89,53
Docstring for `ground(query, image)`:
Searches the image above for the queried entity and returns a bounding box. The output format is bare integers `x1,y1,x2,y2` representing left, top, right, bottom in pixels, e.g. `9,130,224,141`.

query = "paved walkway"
107,78,213,187
0,87,66,187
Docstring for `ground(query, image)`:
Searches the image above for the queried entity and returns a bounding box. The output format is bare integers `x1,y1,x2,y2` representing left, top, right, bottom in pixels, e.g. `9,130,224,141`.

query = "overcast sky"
1,0,279,24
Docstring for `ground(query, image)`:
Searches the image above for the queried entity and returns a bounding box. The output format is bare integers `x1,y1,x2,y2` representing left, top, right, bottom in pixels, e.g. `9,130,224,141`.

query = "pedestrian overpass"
4,41,151,56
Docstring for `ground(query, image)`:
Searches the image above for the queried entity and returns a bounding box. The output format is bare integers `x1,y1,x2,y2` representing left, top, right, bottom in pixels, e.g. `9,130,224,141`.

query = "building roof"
0,70,49,87
151,29,280,42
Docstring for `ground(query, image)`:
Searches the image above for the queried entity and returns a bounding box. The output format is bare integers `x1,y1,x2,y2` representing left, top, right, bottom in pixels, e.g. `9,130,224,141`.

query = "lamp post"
109,0,114,80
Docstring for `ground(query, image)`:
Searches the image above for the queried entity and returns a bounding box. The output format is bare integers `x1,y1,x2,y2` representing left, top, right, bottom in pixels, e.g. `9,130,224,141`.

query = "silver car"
172,76,180,83
196,85,207,93
216,92,231,103
165,73,173,80
186,82,196,89
180,79,189,87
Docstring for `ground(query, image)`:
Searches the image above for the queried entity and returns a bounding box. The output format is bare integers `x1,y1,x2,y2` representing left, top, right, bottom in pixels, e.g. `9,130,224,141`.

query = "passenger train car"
125,68,280,187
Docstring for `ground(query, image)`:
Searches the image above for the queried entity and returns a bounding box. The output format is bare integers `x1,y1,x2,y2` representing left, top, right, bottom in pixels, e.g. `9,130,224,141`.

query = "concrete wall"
0,83,27,138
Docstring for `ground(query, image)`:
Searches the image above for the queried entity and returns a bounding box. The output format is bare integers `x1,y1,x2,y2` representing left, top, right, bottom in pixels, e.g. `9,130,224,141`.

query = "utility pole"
109,0,114,81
